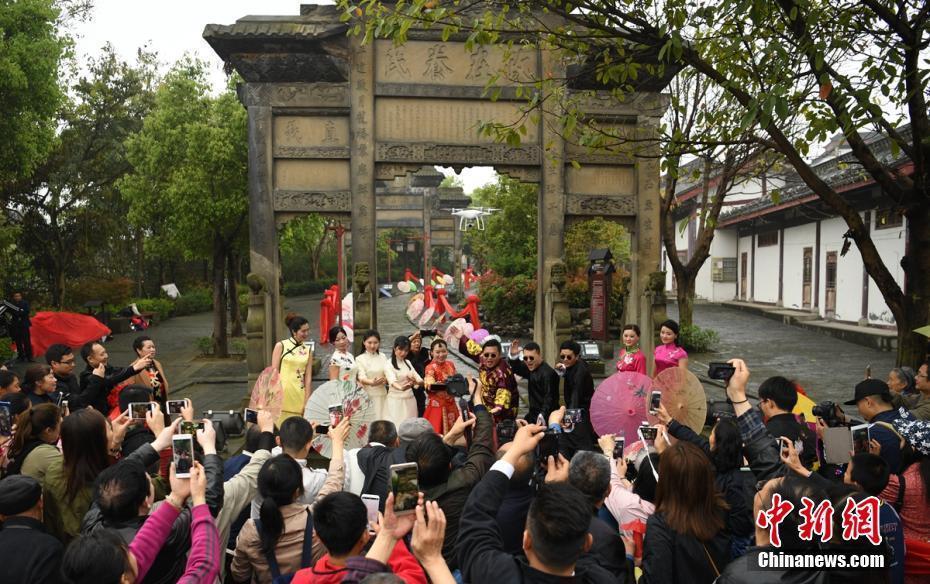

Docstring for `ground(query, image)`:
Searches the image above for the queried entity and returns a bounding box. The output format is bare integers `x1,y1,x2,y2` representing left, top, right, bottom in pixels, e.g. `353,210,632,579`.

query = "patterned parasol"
649,367,707,433
590,371,652,456
304,374,376,458
249,366,283,421
406,293,425,322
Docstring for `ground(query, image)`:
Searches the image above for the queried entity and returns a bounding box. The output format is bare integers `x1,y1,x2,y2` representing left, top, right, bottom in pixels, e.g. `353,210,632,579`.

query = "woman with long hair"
653,319,689,377
355,330,391,420
407,330,430,416
232,455,328,583
126,335,170,409
384,336,421,427
327,325,355,381
271,314,313,424
22,363,59,406
5,403,62,482
43,407,129,542
640,441,731,583
656,404,754,558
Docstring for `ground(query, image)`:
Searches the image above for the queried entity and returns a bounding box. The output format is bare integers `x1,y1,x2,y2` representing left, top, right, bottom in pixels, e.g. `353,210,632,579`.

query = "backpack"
253,510,314,584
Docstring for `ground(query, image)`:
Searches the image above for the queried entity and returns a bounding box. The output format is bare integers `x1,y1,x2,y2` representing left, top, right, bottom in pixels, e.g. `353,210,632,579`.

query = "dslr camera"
811,401,843,427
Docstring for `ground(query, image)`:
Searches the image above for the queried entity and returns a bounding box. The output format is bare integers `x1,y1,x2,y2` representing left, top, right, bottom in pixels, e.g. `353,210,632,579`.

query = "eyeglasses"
523,356,535,362
559,354,575,361
481,353,498,359
59,359,75,365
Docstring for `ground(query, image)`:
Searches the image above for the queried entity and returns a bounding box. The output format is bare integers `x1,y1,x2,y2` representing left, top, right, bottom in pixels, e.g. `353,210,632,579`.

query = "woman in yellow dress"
271,314,313,424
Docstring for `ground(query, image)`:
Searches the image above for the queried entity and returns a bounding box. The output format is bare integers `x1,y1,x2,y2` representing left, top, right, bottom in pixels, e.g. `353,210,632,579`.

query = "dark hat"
0,475,42,516
844,379,892,405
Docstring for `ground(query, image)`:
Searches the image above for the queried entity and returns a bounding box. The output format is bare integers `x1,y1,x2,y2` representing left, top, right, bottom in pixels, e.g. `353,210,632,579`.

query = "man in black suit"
508,341,560,423
8,292,32,362
75,341,151,412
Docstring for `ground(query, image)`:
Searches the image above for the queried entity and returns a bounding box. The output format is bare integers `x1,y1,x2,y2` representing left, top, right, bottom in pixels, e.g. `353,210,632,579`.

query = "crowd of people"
0,313,928,584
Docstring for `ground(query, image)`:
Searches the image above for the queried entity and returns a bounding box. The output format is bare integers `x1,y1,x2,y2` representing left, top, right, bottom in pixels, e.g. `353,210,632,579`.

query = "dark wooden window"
758,231,778,247
875,208,903,230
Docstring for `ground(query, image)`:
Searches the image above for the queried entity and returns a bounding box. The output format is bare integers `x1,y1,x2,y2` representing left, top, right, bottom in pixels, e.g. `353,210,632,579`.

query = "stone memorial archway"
205,4,671,366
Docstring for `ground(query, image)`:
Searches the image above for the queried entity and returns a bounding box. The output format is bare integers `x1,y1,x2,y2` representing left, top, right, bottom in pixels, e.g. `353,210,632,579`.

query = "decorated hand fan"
304,374,376,458
250,366,283,421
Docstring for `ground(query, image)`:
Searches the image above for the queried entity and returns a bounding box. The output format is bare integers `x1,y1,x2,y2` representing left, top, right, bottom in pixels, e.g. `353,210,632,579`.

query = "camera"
708,362,736,382
812,401,843,427
445,374,470,398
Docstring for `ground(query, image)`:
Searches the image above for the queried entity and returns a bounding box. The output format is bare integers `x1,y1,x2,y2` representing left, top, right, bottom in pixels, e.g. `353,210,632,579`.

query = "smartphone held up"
390,462,419,516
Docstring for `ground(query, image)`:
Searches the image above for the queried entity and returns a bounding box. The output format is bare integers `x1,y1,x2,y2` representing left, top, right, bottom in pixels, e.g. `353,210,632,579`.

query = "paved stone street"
672,303,896,405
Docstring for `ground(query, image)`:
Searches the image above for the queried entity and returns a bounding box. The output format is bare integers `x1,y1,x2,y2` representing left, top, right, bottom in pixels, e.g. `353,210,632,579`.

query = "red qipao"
424,360,459,434
458,337,519,422
616,349,647,375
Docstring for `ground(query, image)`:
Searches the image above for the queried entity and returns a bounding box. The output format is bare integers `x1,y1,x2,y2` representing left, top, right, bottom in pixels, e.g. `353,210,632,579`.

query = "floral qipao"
279,337,312,423
617,349,647,375
424,360,458,434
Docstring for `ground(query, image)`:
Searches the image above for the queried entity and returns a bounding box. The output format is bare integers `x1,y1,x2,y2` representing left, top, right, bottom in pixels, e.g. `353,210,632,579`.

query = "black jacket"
459,469,620,584
0,516,62,584
716,547,828,584
412,404,495,570
765,413,817,469
563,360,595,410
588,513,629,578
667,420,754,539
495,481,534,555
54,373,79,398
509,358,560,422
357,444,397,512
76,363,137,413
81,444,225,584
639,512,731,584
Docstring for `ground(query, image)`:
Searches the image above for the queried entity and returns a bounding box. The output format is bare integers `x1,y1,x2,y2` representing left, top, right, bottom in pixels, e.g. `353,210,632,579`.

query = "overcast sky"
70,0,495,194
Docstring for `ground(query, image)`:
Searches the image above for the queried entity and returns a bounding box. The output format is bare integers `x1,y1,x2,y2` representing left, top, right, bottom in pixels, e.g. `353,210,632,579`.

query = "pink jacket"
130,502,221,584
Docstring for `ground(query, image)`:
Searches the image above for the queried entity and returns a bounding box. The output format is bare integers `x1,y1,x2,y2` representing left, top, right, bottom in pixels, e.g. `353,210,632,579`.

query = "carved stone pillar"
353,262,374,353
537,50,567,365
350,34,377,351
246,273,269,389
547,262,572,357
246,104,282,356
634,127,663,365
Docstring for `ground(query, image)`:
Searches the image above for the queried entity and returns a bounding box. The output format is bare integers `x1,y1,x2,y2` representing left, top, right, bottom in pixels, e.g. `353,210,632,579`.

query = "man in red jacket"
292,492,426,584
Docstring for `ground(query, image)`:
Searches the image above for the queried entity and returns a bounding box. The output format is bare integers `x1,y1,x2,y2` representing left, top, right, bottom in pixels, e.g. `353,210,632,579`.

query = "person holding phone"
423,339,458,434
271,314,314,425
385,336,422,428
616,324,647,375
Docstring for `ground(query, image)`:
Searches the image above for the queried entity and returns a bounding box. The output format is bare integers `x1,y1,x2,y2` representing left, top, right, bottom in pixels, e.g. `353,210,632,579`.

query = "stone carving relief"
375,142,540,165
273,190,352,212
273,146,351,159
241,83,350,108
566,194,637,216
375,163,422,180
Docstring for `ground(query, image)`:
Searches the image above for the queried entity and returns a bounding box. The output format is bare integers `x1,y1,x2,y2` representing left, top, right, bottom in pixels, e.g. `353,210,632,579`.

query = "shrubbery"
0,337,14,361
282,280,333,296
68,277,135,309
477,272,536,325
679,324,720,353
173,287,213,316
131,297,174,321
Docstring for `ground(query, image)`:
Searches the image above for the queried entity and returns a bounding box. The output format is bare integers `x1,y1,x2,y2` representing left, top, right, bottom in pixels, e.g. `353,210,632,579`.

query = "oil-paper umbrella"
590,371,652,456
249,367,283,421
405,293,425,322
304,374,376,458
649,367,707,433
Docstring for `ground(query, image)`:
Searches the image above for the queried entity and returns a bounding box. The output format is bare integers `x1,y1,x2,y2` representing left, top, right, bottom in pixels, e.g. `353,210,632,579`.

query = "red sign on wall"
591,275,607,340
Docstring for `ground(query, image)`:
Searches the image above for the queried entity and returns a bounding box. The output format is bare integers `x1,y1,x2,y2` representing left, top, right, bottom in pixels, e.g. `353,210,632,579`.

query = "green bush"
195,336,213,355
0,337,14,361
679,324,720,353
131,298,174,321
282,280,333,296
174,288,213,316
478,273,536,324
67,277,135,309
230,337,247,354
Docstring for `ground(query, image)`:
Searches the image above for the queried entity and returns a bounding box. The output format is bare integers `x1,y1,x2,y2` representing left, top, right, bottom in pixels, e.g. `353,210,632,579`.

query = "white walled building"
662,129,909,329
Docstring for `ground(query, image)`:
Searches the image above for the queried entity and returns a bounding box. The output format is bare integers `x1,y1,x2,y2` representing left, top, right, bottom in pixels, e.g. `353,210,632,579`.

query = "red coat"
291,540,426,584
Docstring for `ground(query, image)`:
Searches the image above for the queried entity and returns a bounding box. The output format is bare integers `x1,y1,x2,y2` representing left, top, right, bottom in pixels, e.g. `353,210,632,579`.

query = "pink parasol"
648,367,707,433
249,366,283,421
590,372,652,456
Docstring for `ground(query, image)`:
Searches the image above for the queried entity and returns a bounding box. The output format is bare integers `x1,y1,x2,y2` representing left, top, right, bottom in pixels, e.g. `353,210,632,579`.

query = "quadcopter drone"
443,207,500,231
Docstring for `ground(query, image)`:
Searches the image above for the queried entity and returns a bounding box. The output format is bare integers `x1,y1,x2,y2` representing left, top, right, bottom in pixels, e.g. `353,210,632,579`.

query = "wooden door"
825,251,837,316
802,247,812,308
740,252,748,300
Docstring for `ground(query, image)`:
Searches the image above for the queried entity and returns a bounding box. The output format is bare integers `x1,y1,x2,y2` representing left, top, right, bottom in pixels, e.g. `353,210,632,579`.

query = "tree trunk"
135,229,144,297
228,250,243,337
51,263,65,309
212,240,229,358
892,204,930,366
675,268,697,329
